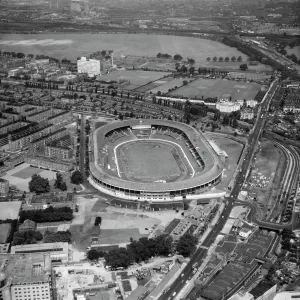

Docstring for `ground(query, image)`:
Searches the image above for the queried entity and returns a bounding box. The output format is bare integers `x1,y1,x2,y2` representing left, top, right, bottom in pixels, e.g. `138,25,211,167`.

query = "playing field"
117,141,188,183
12,166,43,179
98,70,170,90
168,78,262,101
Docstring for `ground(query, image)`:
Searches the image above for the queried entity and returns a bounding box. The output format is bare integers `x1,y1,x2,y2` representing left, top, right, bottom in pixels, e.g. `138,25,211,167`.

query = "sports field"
13,167,43,179
117,141,188,183
1,163,57,191
98,70,170,90
168,78,262,101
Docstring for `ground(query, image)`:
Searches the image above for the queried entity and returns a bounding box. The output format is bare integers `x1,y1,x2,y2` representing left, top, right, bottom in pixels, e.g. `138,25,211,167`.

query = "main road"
160,79,280,300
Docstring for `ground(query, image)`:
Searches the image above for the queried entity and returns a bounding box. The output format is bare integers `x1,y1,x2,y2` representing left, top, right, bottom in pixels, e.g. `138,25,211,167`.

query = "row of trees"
12,230,43,246
44,230,72,243
19,206,73,223
12,229,72,245
87,232,198,269
206,56,243,62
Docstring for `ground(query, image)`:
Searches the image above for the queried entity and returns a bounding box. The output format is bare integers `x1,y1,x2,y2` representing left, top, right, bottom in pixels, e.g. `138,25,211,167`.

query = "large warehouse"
89,119,225,202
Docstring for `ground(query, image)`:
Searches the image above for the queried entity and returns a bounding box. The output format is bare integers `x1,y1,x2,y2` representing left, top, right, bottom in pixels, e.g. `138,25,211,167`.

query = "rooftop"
0,201,22,220
0,253,51,284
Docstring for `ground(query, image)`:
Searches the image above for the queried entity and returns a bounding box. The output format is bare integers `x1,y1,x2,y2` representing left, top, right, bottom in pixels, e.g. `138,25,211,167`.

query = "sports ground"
116,140,189,183
1,163,57,191
98,70,170,90
168,78,262,101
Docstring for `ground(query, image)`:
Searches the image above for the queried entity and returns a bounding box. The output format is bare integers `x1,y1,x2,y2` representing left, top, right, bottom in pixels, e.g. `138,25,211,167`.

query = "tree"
29,174,50,194
206,57,211,61
219,57,224,62
183,80,188,85
87,249,105,260
174,54,183,61
54,172,63,189
176,233,198,257
60,182,67,191
240,63,248,71
225,57,230,62
188,58,195,65
231,56,236,62
237,56,243,62
213,57,217,61
189,66,195,74
71,170,84,185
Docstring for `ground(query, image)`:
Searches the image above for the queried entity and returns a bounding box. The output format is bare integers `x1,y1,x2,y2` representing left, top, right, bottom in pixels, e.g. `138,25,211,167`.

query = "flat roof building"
77,57,101,77
0,253,52,300
10,242,69,263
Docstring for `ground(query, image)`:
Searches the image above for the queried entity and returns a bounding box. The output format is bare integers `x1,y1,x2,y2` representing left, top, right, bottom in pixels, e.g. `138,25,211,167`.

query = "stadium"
89,119,225,203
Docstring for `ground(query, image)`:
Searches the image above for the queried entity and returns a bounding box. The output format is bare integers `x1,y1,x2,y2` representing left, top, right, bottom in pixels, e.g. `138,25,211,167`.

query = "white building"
239,228,252,240
246,99,258,108
77,57,101,77
216,100,241,113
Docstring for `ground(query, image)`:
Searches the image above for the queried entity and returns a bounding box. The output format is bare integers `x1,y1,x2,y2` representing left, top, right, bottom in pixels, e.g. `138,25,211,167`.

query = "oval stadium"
89,119,225,203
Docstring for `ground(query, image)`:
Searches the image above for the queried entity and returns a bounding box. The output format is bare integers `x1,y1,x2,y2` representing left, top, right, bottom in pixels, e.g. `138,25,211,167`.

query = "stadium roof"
90,119,224,192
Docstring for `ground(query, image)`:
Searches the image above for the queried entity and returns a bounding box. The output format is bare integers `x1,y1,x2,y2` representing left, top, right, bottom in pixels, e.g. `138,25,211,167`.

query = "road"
161,80,279,300
80,113,87,180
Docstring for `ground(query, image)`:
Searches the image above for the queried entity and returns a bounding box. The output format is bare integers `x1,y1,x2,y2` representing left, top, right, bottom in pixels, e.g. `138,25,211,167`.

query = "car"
173,292,177,297
145,228,148,230
181,273,184,277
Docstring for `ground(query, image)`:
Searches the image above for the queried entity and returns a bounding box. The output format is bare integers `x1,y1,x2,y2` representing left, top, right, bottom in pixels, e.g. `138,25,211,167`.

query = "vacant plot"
253,141,280,177
117,141,186,182
0,223,11,243
168,78,262,101
12,166,43,179
99,70,170,90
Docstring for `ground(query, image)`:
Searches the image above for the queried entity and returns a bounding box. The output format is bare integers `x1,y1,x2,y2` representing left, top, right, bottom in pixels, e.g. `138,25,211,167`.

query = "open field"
1,163,57,191
168,78,262,100
99,70,170,90
0,33,248,62
117,141,186,183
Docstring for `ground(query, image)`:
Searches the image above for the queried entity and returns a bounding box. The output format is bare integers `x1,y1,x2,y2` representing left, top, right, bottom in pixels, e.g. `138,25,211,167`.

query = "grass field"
117,141,185,182
0,33,248,62
168,78,262,100
1,163,57,191
13,167,43,179
98,70,170,90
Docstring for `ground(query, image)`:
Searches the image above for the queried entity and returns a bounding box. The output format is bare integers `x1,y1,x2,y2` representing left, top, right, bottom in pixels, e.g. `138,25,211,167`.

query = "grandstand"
89,119,224,202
